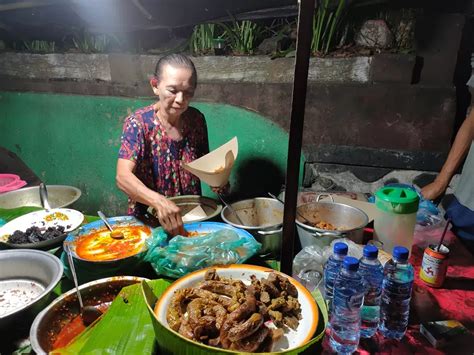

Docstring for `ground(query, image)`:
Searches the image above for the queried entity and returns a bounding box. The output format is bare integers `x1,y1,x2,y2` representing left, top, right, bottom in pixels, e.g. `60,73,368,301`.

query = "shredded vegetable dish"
44,212,69,222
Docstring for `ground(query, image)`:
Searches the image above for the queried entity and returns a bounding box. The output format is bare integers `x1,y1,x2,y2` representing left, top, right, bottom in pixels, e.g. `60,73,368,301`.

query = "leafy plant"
261,18,297,58
190,23,218,55
311,0,347,55
220,20,263,55
21,40,55,53
72,33,120,53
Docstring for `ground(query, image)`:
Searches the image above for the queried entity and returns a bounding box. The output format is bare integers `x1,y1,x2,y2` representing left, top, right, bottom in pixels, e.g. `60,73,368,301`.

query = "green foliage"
21,40,56,53
311,0,347,55
220,20,263,55
72,33,121,53
190,23,217,55
263,18,297,58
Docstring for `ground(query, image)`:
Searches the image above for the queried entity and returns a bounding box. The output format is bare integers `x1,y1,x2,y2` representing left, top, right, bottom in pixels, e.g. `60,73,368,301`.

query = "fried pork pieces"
166,269,302,352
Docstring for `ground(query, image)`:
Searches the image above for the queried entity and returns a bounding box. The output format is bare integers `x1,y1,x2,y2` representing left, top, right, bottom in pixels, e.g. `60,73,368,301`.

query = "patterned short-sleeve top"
118,104,209,216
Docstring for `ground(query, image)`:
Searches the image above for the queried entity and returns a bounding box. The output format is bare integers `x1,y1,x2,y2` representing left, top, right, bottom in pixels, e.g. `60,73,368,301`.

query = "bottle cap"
343,256,359,271
393,246,409,261
333,242,348,255
363,245,379,258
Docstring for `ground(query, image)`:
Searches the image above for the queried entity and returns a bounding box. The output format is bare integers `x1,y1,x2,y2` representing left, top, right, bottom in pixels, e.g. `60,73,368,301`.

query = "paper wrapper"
181,205,207,222
183,137,238,187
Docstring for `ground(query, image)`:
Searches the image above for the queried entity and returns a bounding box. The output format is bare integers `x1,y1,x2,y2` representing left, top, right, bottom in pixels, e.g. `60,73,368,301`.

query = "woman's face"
154,64,195,118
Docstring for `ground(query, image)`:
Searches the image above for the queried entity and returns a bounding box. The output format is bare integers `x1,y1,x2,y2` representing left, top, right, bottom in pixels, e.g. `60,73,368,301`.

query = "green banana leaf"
0,206,43,223
54,279,172,354
142,280,328,355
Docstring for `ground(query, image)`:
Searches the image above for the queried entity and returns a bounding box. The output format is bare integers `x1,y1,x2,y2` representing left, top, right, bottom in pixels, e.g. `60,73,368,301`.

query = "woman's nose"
175,92,184,103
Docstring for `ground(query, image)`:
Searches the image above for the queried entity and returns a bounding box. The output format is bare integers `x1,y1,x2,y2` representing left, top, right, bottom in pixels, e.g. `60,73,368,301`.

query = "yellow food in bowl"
74,225,151,261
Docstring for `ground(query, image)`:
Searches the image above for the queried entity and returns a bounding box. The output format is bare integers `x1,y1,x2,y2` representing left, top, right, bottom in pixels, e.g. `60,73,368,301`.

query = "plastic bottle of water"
359,245,384,338
324,242,348,314
379,246,414,339
329,256,365,354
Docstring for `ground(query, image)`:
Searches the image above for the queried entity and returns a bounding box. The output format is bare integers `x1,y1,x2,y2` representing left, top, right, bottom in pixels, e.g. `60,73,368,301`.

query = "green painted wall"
0,92,304,215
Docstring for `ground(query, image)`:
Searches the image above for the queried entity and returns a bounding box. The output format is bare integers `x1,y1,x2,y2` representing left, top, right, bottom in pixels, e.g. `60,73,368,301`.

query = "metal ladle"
65,243,103,326
267,192,312,225
97,211,124,239
39,183,52,211
217,193,245,226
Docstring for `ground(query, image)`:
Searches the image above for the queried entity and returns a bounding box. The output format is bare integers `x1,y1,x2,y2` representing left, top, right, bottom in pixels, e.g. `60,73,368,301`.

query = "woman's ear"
150,77,160,96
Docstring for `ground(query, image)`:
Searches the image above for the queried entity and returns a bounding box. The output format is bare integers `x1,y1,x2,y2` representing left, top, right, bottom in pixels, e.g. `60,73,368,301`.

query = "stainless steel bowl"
0,185,81,209
170,195,222,223
30,276,147,354
221,197,283,257
0,249,63,327
295,202,369,249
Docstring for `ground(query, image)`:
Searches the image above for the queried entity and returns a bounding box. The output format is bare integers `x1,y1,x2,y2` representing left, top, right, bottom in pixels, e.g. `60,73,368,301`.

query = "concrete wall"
0,92,300,215
1,52,453,162
0,49,460,198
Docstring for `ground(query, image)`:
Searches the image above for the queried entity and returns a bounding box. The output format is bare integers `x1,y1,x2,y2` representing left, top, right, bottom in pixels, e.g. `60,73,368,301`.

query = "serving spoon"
267,192,312,225
97,211,124,239
218,193,245,225
65,243,103,326
39,183,52,211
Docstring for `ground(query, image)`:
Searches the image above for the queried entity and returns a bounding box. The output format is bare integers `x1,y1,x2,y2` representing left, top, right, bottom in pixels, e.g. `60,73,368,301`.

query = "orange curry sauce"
52,304,110,350
75,225,151,261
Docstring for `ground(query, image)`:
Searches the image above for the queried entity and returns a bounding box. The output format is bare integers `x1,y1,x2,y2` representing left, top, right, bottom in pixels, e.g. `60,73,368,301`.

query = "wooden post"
280,0,315,275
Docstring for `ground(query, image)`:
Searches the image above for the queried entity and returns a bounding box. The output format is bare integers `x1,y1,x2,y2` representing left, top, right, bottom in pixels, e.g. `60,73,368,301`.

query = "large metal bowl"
295,202,369,249
0,185,81,209
170,195,222,223
30,276,147,354
221,197,283,257
0,249,63,327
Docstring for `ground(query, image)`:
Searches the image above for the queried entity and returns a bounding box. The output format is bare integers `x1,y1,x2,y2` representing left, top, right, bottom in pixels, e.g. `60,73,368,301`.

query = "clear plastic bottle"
329,256,365,354
379,246,414,339
359,245,384,338
324,242,348,314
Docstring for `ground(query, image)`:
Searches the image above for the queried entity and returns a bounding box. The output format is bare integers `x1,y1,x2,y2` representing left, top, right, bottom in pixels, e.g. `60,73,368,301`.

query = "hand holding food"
152,196,185,236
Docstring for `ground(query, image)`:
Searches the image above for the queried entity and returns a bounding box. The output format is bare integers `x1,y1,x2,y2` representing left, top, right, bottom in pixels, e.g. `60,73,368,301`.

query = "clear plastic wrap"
144,228,261,278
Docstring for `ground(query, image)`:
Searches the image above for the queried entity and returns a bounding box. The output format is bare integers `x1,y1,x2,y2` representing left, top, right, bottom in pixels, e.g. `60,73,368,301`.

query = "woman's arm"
116,158,184,236
421,107,474,200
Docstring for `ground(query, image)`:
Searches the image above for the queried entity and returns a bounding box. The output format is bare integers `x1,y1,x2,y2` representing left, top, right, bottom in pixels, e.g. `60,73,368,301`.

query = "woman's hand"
152,197,185,236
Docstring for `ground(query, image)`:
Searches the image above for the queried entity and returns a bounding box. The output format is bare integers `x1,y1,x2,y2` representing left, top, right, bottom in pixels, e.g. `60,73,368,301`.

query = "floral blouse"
118,104,209,216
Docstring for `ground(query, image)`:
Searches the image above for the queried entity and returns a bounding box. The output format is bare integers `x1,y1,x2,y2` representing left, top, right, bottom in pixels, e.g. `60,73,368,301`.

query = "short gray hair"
154,54,197,88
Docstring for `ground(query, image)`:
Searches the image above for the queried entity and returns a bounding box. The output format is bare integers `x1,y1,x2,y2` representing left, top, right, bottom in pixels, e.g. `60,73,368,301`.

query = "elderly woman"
116,54,209,236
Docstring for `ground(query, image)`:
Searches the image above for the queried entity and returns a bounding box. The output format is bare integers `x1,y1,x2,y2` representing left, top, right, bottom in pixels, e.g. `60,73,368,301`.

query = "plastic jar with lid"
374,186,419,254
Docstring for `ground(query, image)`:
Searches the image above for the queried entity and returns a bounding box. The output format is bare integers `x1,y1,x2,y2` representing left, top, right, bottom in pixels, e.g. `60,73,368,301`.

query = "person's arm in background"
421,106,474,200
116,159,184,236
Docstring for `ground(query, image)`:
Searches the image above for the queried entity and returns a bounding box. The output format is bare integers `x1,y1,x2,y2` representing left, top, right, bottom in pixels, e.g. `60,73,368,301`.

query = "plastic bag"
145,228,261,278
291,241,357,288
293,238,395,296
292,245,325,292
